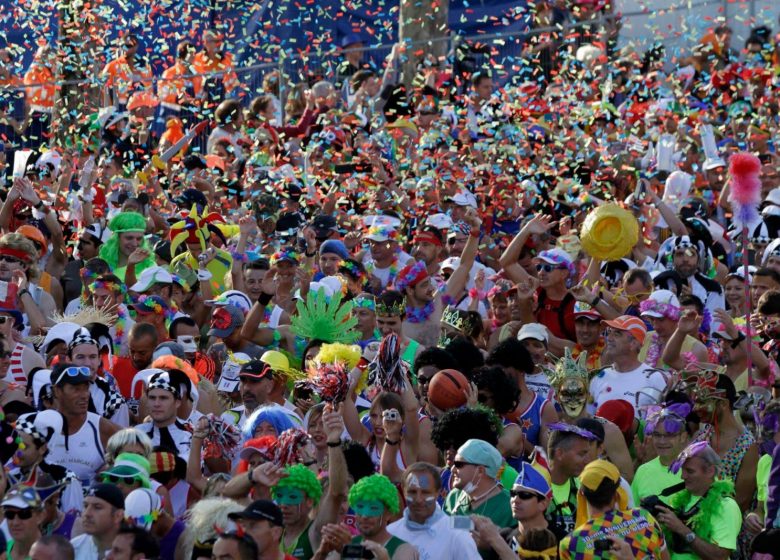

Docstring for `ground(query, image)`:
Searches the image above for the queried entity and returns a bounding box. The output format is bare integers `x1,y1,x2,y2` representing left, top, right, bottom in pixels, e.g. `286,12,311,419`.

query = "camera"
341,544,372,559
592,539,612,552
639,494,667,519
382,409,400,422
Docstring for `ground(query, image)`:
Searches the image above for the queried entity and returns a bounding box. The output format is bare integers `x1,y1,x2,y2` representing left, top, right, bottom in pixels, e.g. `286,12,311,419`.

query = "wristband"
18,289,30,298
231,251,248,263
247,469,255,484
197,269,212,281
258,292,273,306
730,331,746,348
34,200,44,210
468,287,487,300
384,438,400,446
327,440,342,447
591,296,600,307
305,249,317,257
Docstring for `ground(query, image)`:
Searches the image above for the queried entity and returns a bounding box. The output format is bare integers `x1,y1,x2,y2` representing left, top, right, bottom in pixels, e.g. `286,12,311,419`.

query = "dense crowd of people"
1,2,780,559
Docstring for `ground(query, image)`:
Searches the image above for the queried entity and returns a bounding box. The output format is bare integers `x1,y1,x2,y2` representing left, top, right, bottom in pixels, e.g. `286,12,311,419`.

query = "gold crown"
376,297,406,317
440,306,473,334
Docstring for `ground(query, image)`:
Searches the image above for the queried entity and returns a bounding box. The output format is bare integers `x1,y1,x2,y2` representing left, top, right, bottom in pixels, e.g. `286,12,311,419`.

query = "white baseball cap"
130,266,173,293
517,323,549,344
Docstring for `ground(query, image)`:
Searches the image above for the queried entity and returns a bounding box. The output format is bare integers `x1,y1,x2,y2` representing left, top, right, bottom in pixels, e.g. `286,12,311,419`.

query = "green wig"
348,474,400,515
272,464,322,505
99,212,155,280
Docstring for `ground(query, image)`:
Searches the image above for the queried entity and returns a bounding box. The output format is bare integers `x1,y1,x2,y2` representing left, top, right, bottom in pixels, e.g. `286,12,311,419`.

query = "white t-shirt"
526,371,553,401
588,363,669,415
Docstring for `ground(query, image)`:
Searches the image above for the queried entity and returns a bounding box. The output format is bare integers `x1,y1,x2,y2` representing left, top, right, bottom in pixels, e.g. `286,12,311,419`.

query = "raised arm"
444,209,481,301
498,214,554,283
311,404,349,546
341,370,372,445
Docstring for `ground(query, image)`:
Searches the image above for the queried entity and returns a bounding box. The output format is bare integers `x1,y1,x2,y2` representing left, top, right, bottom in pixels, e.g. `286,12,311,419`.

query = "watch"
684,532,696,544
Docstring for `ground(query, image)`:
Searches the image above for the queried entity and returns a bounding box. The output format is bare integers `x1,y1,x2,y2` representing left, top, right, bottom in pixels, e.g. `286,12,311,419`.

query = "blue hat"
456,439,503,479
513,461,552,499
319,239,350,260
341,33,363,48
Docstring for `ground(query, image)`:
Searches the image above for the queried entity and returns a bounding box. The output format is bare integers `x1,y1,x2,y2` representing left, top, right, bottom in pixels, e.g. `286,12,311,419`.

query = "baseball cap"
86,483,125,510
456,439,503,478
573,301,601,321
602,315,647,344
124,488,162,531
130,266,173,293
1,486,42,510
208,305,244,338
229,499,284,526
534,248,573,269
365,224,398,243
340,33,363,48
639,290,680,319
319,239,350,260
513,461,552,499
311,215,338,240
239,359,274,381
517,323,549,344
100,453,151,489
217,352,251,392
447,189,478,209
206,290,252,314
595,400,636,431
440,257,460,272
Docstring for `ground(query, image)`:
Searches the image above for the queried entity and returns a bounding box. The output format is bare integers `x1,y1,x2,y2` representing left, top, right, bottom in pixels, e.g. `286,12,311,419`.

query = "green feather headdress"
290,289,358,344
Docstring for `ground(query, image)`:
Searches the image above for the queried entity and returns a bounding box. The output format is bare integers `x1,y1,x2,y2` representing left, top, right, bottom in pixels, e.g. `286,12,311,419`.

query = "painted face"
558,378,588,418
353,499,384,517
274,487,305,506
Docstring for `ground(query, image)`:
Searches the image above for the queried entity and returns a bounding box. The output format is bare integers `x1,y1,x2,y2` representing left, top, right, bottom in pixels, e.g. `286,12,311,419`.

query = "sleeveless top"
285,520,315,559
517,393,546,447
693,424,755,483
351,535,407,558
8,341,28,385
47,412,105,487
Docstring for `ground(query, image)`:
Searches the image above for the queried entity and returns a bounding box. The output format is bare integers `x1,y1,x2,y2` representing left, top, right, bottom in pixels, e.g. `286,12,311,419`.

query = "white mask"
176,335,197,354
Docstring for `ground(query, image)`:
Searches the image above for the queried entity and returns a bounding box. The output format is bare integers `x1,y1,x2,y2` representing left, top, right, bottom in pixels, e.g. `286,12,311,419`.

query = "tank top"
47,412,105,487
517,393,545,447
351,535,407,558
8,341,27,385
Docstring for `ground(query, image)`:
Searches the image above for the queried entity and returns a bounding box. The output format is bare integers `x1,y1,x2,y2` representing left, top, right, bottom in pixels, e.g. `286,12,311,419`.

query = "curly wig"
430,405,503,452
348,474,401,514
471,365,521,415
273,464,323,505
179,497,244,559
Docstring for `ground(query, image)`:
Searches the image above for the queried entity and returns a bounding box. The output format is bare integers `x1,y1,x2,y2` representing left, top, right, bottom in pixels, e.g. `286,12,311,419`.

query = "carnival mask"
558,378,588,418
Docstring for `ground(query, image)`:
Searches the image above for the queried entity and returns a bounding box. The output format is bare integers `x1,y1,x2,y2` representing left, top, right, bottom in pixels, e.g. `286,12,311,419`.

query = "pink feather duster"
728,152,762,228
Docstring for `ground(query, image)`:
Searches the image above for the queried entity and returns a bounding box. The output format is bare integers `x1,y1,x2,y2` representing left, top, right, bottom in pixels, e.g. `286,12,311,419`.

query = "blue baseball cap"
513,461,552,499
341,33,363,48
456,439,503,479
319,239,350,260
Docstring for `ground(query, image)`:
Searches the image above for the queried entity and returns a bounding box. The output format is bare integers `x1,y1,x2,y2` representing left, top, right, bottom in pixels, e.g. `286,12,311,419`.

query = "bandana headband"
147,374,179,397
0,247,32,263
414,231,442,247
640,298,681,321
68,334,99,353
14,416,47,445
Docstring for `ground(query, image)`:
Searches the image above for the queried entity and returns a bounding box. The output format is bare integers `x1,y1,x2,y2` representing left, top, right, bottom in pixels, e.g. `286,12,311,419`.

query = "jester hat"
169,205,227,256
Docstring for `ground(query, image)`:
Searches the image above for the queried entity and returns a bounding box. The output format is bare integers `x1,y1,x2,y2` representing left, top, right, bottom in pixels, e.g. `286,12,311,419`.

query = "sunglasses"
0,316,11,325
452,460,477,469
509,490,540,500
102,474,142,485
536,263,565,273
3,509,34,520
53,366,91,385
0,255,23,264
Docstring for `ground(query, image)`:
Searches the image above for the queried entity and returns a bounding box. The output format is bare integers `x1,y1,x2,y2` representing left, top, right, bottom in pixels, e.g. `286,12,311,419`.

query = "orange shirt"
191,51,237,94
101,55,153,105
111,355,139,398
159,61,202,105
23,64,55,110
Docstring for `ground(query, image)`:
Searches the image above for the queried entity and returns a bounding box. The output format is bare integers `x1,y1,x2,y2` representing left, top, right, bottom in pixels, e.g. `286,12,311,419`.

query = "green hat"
348,474,400,514
100,453,151,488
109,212,147,234
272,464,322,505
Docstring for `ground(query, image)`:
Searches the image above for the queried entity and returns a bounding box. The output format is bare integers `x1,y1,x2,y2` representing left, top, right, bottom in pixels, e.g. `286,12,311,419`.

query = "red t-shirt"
111,356,140,398
534,288,577,341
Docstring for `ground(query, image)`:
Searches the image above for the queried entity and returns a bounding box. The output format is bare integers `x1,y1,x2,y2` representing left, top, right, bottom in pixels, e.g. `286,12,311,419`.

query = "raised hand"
250,462,288,487
522,214,556,236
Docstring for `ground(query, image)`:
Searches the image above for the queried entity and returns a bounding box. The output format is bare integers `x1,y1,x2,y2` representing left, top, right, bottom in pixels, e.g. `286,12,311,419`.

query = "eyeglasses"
0,316,10,325
452,461,477,469
0,255,23,264
3,509,34,520
536,263,565,273
53,366,91,385
509,490,540,500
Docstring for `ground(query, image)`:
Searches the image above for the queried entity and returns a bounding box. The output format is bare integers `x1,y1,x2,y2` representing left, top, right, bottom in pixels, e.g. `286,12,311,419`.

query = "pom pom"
728,152,762,229
271,428,313,467
366,334,408,393
307,363,350,403
201,414,241,460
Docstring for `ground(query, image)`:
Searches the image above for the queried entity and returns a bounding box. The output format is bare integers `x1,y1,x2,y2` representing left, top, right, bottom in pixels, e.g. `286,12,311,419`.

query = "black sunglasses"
510,490,540,500
3,509,34,520
536,263,564,273
452,460,477,469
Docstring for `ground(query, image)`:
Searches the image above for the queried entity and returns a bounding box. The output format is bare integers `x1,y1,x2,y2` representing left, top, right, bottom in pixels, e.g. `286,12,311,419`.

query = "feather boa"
668,479,735,541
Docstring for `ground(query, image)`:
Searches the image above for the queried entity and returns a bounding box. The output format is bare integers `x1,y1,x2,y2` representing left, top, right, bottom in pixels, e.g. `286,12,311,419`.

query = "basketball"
428,369,469,410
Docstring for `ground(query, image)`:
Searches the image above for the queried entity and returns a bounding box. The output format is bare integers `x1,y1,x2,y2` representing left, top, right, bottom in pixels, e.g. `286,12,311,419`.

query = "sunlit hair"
105,428,153,464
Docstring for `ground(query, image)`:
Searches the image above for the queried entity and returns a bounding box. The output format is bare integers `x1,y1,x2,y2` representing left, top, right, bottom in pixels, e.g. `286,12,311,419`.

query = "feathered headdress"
289,289,358,344
169,205,227,256
728,152,762,230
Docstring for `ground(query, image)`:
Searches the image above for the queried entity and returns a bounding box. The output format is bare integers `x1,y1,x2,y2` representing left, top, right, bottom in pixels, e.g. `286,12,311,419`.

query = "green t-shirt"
670,494,741,560
631,456,683,504
548,478,579,536
758,453,771,518
499,463,518,492
444,487,514,560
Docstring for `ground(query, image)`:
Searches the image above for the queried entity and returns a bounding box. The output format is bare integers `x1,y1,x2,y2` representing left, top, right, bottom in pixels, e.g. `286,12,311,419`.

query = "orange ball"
428,369,469,411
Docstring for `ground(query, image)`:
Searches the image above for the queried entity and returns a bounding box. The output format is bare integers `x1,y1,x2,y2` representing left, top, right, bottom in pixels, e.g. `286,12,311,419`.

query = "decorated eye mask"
274,487,305,506
353,500,385,517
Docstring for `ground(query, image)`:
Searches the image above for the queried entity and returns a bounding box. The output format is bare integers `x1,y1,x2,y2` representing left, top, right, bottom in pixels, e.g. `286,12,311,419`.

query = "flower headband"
547,422,598,440
270,248,300,266
643,402,691,437
395,261,428,292
353,295,376,311
669,440,712,474
134,295,168,315
89,279,128,296
339,260,366,282
366,225,398,241
640,298,681,321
